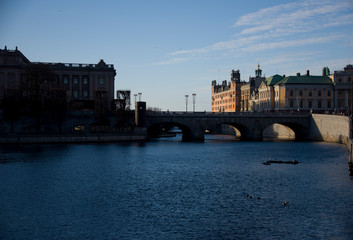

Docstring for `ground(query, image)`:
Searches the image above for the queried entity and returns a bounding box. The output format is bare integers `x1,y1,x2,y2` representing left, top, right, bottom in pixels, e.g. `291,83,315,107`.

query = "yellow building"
258,74,284,111
266,72,334,112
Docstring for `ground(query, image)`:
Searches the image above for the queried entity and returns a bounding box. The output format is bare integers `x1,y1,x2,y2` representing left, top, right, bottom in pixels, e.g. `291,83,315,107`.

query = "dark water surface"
1,135,353,239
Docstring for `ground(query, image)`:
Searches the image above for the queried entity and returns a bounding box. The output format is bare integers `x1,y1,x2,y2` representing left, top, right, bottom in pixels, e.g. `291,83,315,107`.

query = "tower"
231,69,240,82
255,64,262,78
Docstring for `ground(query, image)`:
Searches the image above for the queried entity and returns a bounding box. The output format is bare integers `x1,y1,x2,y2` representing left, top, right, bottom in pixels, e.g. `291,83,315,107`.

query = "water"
0,135,353,239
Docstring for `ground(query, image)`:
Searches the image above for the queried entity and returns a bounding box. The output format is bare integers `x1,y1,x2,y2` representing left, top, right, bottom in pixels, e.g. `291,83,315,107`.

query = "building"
211,69,243,112
240,64,266,112
0,46,116,111
258,70,334,112
332,64,353,114
257,74,285,111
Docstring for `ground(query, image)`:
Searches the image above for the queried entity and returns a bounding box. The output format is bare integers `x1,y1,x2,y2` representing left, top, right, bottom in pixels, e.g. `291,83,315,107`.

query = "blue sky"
1,0,353,111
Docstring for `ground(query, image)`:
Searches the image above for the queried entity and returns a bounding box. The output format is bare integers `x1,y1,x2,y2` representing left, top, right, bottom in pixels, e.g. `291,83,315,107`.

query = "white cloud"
159,0,353,65
235,0,353,37
153,57,188,65
240,34,343,52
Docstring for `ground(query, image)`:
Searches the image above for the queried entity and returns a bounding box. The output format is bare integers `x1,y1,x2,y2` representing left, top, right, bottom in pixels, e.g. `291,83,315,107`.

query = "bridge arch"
262,122,308,141
207,121,259,140
263,123,295,140
147,121,205,141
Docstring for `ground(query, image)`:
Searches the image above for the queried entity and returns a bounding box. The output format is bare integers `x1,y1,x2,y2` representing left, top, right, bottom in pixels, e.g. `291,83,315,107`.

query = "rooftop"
277,75,333,85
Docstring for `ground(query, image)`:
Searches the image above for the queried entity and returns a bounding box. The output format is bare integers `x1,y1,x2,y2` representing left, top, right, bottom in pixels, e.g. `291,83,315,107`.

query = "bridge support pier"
182,126,205,141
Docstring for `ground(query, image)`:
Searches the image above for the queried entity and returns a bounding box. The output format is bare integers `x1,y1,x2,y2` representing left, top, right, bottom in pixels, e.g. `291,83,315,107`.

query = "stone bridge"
144,111,312,141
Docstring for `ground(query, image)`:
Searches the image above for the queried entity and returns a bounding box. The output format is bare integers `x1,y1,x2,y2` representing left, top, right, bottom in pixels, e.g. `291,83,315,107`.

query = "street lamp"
185,95,189,112
134,94,137,107
192,93,196,112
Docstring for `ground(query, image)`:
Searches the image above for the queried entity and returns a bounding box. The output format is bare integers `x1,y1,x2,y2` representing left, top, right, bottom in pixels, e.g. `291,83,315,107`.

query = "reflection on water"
0,139,352,239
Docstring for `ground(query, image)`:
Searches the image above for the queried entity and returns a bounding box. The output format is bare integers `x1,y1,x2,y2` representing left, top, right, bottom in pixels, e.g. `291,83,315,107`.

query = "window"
309,91,312,97
327,90,331,97
290,90,293,97
74,91,78,98
100,78,104,85
318,100,322,108
63,76,68,84
73,77,78,85
299,100,303,108
83,91,88,98
318,90,321,97
83,78,88,85
299,90,303,97
308,101,312,108
349,77,352,83
74,125,85,132
327,100,331,108
290,100,294,108
338,78,342,83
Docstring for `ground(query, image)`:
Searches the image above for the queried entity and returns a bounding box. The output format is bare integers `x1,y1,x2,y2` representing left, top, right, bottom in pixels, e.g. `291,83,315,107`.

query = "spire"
255,63,262,78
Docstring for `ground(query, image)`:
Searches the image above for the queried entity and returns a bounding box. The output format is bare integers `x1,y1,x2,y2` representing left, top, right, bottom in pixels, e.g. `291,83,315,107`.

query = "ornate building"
211,69,243,112
213,64,353,114
0,46,116,111
240,64,266,112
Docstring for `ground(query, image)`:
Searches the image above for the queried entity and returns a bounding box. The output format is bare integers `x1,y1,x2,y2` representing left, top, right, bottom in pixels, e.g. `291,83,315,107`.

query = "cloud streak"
159,0,353,65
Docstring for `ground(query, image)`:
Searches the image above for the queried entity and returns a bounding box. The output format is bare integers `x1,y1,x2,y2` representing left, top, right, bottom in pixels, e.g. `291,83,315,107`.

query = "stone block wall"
310,114,350,144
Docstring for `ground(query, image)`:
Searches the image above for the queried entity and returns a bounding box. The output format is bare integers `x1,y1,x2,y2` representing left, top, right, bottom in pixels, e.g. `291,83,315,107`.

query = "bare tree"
22,63,53,131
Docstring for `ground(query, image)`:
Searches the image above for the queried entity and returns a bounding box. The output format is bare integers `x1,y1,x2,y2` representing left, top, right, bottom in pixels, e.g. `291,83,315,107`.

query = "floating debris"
263,160,299,165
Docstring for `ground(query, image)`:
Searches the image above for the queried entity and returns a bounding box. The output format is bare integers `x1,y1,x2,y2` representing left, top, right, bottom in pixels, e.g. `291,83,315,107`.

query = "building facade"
332,64,353,114
240,65,266,112
214,64,353,114
273,73,334,112
0,47,116,111
211,69,243,112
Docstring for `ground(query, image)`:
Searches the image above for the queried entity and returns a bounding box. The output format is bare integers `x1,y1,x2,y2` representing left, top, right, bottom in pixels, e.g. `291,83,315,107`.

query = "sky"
1,0,353,111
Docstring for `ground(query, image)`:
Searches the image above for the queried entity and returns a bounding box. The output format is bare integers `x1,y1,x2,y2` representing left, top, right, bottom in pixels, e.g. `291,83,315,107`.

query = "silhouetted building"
0,46,116,111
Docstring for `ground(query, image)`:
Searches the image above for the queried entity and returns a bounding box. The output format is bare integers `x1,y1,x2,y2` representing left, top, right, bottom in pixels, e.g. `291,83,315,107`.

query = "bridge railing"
146,110,311,117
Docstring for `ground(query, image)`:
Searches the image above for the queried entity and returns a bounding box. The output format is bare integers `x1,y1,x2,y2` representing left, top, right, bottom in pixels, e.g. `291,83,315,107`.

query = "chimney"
297,72,301,76
306,70,310,76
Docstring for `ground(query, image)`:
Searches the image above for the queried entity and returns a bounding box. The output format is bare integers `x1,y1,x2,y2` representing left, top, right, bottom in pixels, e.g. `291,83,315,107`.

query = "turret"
231,69,240,82
255,64,262,78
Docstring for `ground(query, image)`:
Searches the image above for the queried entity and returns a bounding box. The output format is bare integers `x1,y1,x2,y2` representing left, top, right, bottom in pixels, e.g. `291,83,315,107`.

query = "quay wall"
309,114,350,144
0,128,147,144
0,134,147,144
309,113,352,175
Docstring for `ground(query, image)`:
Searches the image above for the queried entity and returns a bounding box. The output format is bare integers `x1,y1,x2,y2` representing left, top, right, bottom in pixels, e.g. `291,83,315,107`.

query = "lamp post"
134,94,137,108
185,95,189,112
192,93,196,112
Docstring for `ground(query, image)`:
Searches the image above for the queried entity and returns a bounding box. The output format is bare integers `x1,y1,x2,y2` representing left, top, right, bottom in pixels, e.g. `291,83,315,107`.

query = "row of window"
258,98,334,109
288,89,331,98
337,76,352,83
288,100,331,109
62,76,105,85
72,91,89,99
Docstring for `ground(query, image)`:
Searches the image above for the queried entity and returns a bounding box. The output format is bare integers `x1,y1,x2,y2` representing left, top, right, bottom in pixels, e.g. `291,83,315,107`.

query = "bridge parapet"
145,111,311,141
146,111,311,118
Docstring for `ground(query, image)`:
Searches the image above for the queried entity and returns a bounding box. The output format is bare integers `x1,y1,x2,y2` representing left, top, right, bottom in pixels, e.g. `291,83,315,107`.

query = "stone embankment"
0,132,147,144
